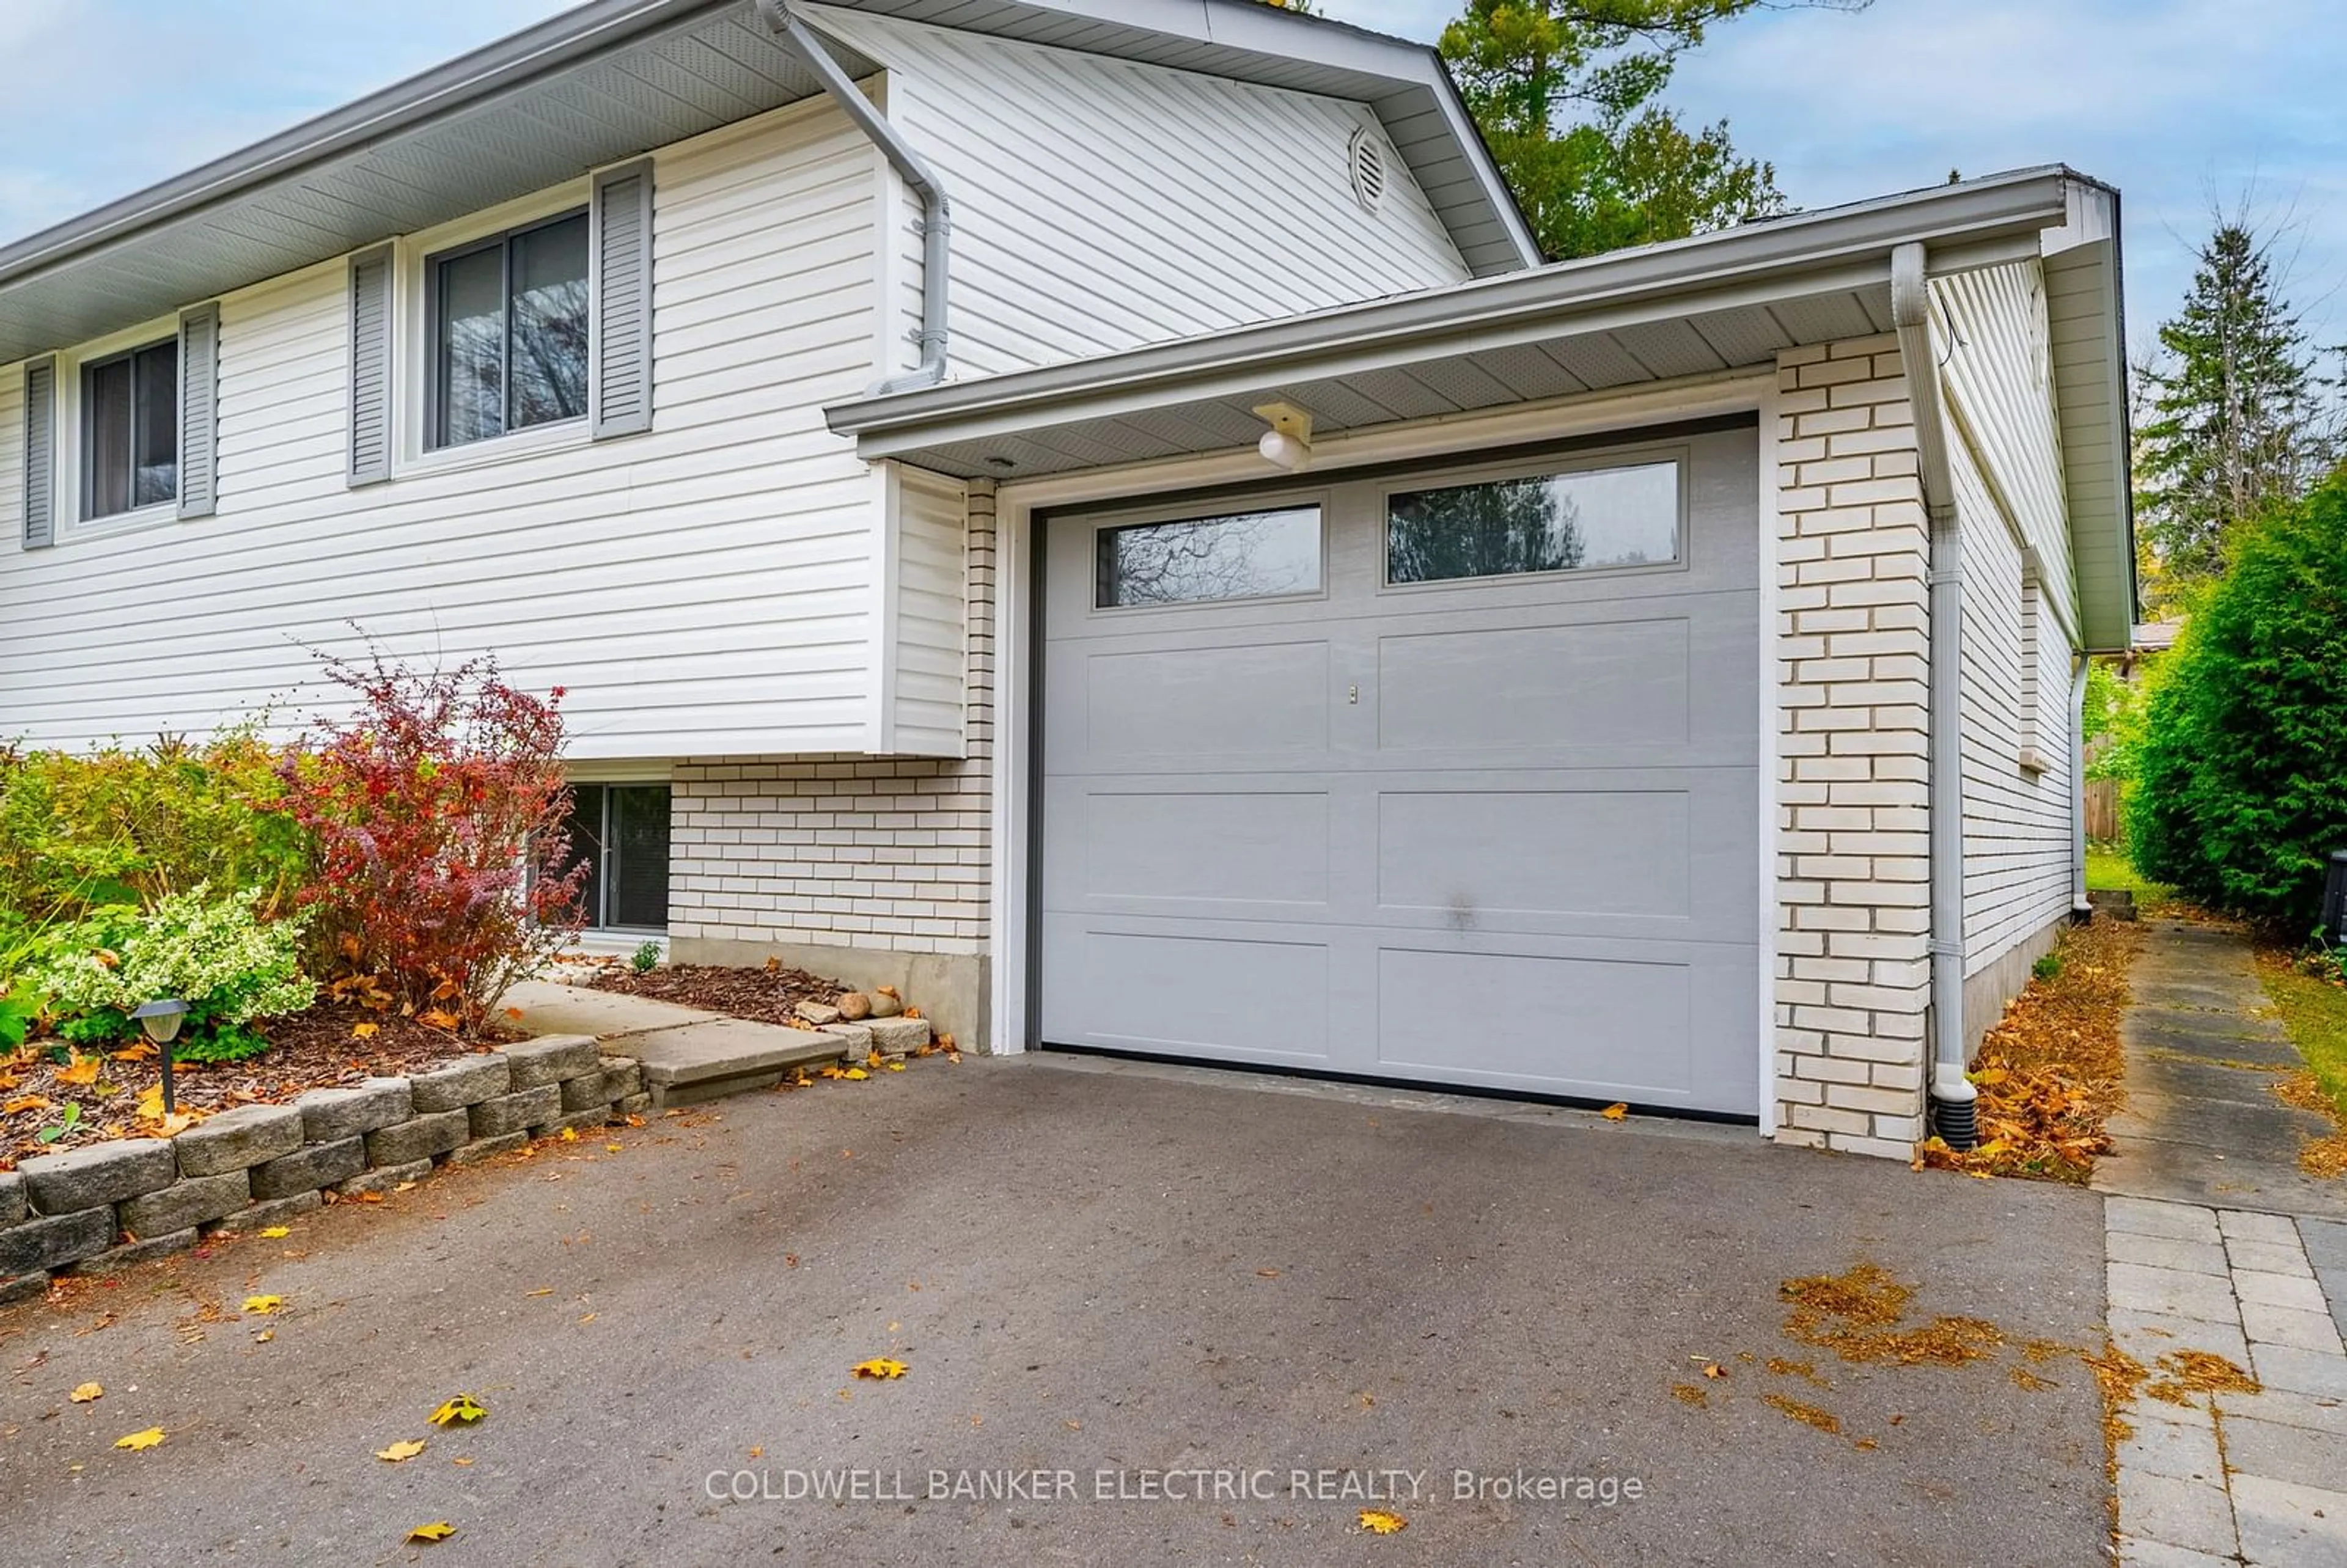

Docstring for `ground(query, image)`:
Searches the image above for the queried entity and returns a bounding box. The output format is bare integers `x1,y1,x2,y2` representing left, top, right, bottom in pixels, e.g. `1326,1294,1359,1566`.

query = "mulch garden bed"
1,1005,522,1169
1919,914,2142,1182
582,960,848,1028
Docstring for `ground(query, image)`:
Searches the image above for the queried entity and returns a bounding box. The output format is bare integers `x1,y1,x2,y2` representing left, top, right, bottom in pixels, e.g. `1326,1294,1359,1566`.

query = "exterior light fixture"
1252,400,1313,472
130,998,190,1113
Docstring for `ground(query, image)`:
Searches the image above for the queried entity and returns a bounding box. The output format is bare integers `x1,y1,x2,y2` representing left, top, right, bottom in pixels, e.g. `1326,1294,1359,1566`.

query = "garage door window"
1386,460,1679,585
1095,505,1321,607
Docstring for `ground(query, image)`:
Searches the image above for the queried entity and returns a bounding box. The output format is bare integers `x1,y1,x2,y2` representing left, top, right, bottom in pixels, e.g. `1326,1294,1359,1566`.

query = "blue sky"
4,0,2343,357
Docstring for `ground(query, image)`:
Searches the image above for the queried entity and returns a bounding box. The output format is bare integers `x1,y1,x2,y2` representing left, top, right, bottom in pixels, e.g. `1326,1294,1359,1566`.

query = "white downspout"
756,0,951,394
1890,242,1976,1150
2070,656,2092,916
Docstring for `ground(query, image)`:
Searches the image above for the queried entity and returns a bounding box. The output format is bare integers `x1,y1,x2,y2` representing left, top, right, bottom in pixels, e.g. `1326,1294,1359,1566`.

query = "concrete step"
501,979,860,1109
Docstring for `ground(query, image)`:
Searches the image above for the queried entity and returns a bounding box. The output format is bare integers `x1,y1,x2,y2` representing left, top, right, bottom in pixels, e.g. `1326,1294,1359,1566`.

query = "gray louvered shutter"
348,245,393,485
21,356,56,549
592,160,654,439
177,304,221,518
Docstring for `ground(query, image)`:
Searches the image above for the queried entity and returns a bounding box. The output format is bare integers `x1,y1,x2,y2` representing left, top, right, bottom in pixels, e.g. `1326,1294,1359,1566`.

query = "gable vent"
1348,128,1387,214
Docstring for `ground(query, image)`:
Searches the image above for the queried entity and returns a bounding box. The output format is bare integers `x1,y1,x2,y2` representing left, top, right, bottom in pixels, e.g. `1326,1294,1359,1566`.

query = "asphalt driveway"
0,1056,2110,1566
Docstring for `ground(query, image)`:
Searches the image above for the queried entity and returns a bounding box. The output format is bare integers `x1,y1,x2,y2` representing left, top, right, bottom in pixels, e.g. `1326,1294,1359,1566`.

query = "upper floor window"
427,210,589,450
83,339,178,518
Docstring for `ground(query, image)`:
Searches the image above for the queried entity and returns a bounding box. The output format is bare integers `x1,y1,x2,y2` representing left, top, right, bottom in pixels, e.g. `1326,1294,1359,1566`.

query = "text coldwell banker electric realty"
705,1467,1647,1506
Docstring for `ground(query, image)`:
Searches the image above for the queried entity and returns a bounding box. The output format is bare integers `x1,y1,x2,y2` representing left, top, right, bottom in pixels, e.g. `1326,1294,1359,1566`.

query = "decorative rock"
119,1171,252,1237
560,1073,615,1113
0,1171,23,1226
295,1079,414,1144
173,1104,304,1177
795,1000,841,1027
868,986,904,1019
67,1228,199,1275
444,1131,529,1167
827,1022,874,1055
364,1109,471,1167
504,1035,600,1088
207,1190,322,1234
337,1160,432,1198
20,1139,177,1215
408,1055,512,1113
864,1016,931,1057
613,1093,652,1119
469,1084,561,1140
248,1137,366,1201
0,1272,49,1306
836,991,872,1022
0,1208,117,1275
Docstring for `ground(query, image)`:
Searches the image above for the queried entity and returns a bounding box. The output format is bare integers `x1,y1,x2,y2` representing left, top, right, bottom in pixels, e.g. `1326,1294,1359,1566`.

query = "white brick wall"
667,483,997,958
1773,336,1933,1159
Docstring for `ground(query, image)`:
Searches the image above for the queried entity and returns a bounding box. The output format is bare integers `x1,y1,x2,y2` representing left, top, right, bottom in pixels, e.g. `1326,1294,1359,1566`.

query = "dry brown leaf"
1600,1103,1629,1121
55,1054,101,1086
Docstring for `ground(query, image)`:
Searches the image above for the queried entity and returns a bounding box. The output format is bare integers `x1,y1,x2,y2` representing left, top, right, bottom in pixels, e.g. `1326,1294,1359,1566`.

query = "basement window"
561,783,671,931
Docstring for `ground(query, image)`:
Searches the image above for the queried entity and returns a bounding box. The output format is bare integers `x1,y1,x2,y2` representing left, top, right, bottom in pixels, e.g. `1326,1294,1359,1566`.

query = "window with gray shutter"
592,160,654,439
178,304,220,518
21,356,55,549
348,244,393,485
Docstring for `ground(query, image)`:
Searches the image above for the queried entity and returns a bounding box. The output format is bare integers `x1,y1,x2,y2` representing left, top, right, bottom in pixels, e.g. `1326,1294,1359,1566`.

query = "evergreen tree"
2132,221,2337,607
1438,0,1865,260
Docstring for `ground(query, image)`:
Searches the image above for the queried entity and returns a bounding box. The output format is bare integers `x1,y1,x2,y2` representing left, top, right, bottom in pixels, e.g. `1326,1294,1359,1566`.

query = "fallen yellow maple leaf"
418,1009,460,1030
1600,1103,1629,1121
351,1022,379,1040
559,1127,578,1142
69,1382,103,1403
886,1061,906,1072
605,1143,623,1152
406,1522,457,1543
110,1041,157,1062
114,1427,166,1451
376,1439,427,1463
258,1226,290,1239
1359,1508,1408,1534
842,1067,869,1081
56,1053,102,1086
851,1357,908,1380
242,1295,283,1315
428,1394,487,1426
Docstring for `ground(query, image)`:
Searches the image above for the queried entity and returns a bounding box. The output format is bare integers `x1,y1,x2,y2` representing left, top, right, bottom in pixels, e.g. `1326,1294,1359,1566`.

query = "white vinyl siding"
1953,433,2076,975
1936,259,2081,975
0,97,890,760
884,464,968,755
0,367,23,548
806,5,1471,378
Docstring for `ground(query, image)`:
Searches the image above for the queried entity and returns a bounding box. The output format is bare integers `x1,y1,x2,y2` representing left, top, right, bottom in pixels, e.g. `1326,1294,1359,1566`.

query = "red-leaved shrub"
277,649,584,1030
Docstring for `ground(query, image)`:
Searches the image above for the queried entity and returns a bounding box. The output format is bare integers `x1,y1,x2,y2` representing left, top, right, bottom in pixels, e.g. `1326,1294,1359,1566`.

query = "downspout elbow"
756,0,950,392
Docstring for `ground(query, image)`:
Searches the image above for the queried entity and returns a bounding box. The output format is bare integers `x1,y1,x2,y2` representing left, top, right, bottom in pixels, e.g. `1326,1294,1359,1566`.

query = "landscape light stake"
130,998,190,1113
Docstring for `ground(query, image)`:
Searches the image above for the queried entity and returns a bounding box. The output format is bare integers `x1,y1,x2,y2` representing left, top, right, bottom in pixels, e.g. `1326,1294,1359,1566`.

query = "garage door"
1037,426,1761,1115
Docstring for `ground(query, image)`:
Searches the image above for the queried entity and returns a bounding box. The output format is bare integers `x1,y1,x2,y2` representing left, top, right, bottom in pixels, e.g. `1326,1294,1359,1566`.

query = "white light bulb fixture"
1252,401,1313,472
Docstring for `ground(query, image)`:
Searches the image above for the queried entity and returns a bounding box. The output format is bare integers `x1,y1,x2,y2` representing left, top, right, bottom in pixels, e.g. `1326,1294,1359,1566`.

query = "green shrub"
2131,470,2347,923
0,731,308,925
29,887,315,1062
2032,952,2063,983
631,940,663,974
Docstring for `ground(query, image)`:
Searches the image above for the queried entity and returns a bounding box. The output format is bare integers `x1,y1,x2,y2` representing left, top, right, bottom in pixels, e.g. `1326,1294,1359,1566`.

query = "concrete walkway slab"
501,977,722,1039
501,978,860,1108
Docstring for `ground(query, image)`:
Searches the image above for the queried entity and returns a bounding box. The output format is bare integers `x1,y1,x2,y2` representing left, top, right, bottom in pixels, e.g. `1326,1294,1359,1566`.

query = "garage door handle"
1348,684,1359,705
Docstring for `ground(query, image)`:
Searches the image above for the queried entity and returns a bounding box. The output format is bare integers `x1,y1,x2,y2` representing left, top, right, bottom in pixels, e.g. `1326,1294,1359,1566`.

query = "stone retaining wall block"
469,1084,560,1139
172,1104,304,1177
364,1110,471,1167
444,1131,529,1167
0,1208,117,1275
295,1079,414,1143
20,1140,177,1214
119,1171,252,1236
408,1056,512,1113
864,1017,931,1057
68,1228,199,1275
248,1137,366,1201
614,1093,652,1119
0,1172,24,1226
0,1272,49,1306
542,1107,614,1136
207,1192,322,1235
338,1160,433,1198
503,1035,600,1088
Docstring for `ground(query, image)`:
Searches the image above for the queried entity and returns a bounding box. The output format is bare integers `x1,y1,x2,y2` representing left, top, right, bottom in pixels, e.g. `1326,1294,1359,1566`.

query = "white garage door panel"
1038,427,1763,1115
